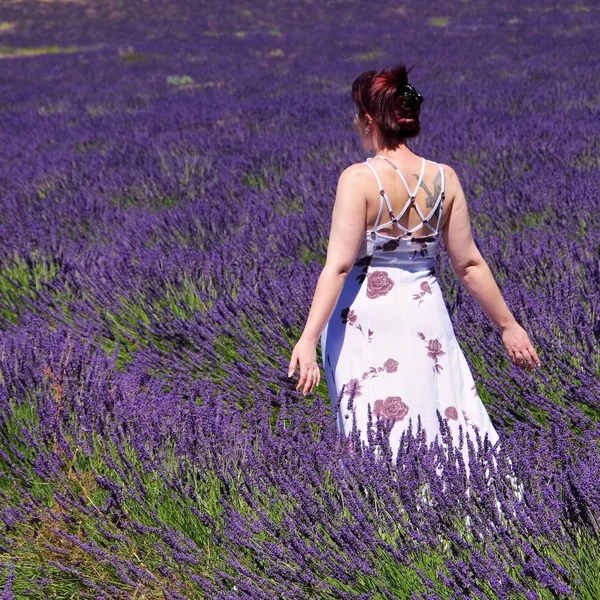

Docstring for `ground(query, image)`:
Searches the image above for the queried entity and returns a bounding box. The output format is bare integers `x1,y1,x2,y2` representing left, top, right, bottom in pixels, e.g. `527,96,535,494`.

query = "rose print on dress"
444,406,458,421
341,378,362,413
374,239,400,252
354,254,373,285
462,409,470,426
424,338,445,375
471,384,478,396
412,280,432,306
342,357,397,413
374,396,410,422
414,234,438,244
461,409,480,432
410,240,428,260
426,339,445,359
342,378,362,400
367,270,394,299
383,358,399,373
341,307,357,325
360,358,399,381
341,307,362,333
340,307,374,342
344,378,362,396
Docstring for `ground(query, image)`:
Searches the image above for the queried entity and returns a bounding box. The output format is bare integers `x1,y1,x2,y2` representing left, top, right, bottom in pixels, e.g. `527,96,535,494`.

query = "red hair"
351,63,422,140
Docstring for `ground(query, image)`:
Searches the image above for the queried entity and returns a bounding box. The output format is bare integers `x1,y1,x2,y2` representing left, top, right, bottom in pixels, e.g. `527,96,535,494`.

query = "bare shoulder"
437,162,458,183
337,161,373,191
436,163,462,231
340,161,371,180
437,162,463,205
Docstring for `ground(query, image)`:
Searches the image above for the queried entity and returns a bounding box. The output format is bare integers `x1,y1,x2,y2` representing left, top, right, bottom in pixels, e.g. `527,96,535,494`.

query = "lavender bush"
1,0,599,598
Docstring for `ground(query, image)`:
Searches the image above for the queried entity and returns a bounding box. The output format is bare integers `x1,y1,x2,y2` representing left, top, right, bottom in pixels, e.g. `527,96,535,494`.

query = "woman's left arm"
288,164,367,395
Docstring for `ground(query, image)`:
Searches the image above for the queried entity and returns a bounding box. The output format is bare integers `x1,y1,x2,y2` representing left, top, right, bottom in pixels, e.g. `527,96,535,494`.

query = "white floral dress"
320,155,504,479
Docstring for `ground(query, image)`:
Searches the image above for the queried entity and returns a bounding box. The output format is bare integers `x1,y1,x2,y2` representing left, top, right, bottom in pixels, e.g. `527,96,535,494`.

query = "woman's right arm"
440,164,541,371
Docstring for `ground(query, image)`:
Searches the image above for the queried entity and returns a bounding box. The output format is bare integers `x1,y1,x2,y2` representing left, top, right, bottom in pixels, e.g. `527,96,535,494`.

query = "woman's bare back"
357,154,454,238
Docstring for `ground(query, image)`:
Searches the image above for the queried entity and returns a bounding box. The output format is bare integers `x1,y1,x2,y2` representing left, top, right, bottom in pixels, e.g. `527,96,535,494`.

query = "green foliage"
118,46,147,63
0,45,85,58
428,16,450,27
350,50,385,62
0,251,61,324
167,74,195,86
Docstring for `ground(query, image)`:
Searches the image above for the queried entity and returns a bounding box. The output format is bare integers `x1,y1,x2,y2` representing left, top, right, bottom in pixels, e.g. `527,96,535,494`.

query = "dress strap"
373,155,426,200
410,161,445,235
436,162,446,233
364,159,383,191
364,160,388,230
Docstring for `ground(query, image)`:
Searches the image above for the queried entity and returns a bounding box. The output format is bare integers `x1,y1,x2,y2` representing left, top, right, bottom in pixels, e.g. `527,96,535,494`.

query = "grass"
428,16,450,27
349,50,385,62
167,74,194,86
0,251,62,325
0,44,101,59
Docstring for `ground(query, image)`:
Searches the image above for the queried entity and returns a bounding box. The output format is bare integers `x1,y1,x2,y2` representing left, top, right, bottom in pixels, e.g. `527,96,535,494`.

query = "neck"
373,140,411,159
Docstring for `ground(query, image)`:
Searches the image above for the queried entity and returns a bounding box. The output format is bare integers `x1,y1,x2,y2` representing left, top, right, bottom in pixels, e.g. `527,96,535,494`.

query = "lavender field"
1,0,599,598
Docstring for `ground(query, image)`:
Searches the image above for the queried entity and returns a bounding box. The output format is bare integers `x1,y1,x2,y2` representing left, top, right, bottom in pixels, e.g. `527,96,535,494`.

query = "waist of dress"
353,255,436,274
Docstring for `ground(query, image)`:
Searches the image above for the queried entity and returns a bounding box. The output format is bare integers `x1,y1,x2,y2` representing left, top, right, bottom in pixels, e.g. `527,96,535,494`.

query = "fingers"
518,350,533,370
503,326,541,371
300,365,315,394
287,350,297,378
295,366,305,392
508,349,527,369
295,364,320,396
288,344,320,395
511,347,541,371
529,343,541,367
509,349,522,367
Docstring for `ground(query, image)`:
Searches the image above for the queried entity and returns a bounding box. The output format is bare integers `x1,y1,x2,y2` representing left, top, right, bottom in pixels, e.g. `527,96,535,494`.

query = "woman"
287,63,540,468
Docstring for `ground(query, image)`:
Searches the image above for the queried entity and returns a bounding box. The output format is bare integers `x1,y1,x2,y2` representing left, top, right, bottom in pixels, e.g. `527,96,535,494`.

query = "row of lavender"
1,0,600,597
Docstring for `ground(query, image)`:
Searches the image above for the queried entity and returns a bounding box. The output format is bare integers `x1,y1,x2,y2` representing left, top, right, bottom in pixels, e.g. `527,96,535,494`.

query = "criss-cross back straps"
374,155,425,200
365,156,445,236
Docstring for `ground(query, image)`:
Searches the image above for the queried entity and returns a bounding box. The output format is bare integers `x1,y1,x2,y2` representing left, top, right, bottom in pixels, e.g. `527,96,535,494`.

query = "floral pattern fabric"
366,270,394,299
320,228,502,477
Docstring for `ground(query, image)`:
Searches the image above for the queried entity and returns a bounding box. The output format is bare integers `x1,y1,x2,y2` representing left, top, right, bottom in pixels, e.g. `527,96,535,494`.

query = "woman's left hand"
288,336,321,396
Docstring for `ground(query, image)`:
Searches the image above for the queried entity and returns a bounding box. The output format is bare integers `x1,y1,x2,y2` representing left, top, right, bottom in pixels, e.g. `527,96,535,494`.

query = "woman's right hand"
501,321,541,371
